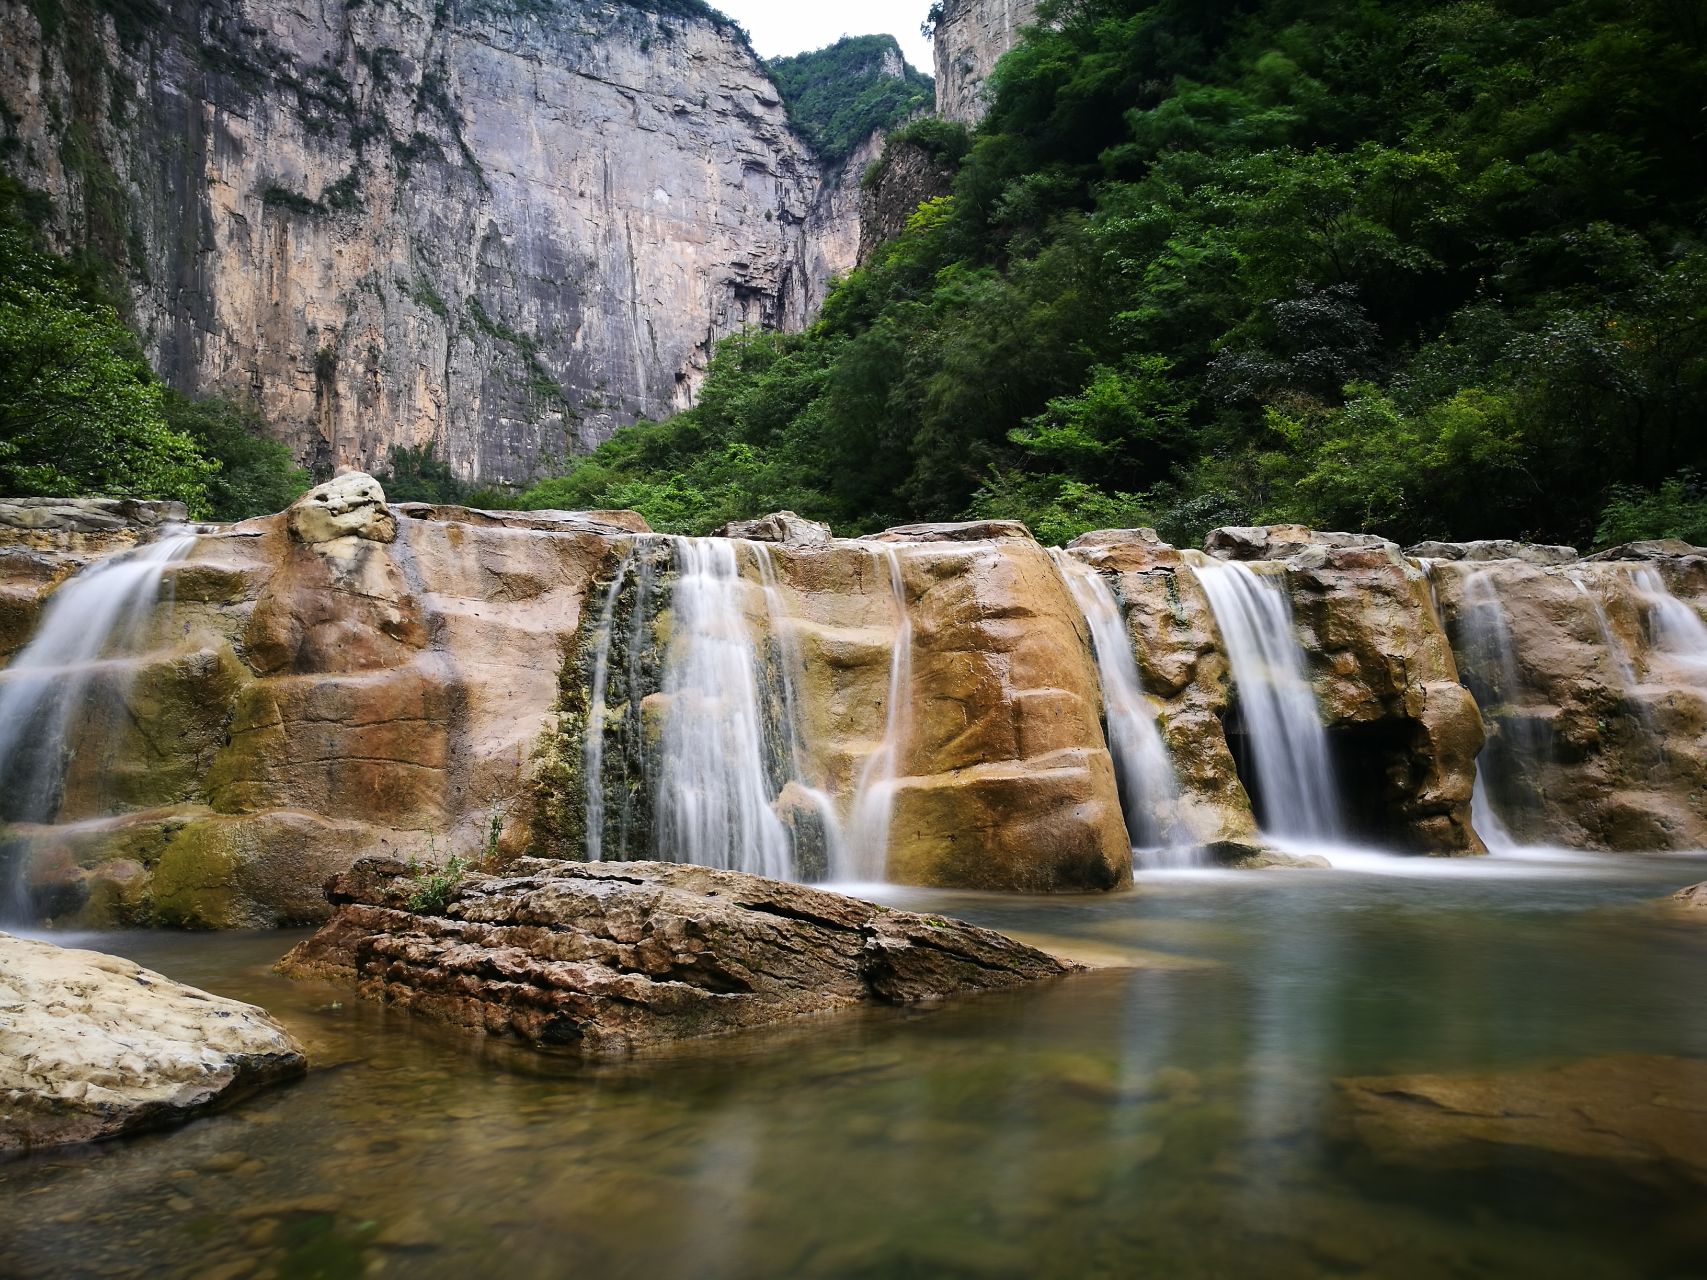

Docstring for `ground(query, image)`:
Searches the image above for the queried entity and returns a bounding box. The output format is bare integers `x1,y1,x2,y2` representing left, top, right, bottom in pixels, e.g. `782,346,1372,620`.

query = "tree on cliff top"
768,35,934,168
532,0,1707,546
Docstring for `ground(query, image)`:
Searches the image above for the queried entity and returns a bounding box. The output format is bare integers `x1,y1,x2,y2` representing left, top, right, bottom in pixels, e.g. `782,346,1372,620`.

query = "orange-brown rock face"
1069,527,1484,854
2,494,1132,924
1425,547,1707,850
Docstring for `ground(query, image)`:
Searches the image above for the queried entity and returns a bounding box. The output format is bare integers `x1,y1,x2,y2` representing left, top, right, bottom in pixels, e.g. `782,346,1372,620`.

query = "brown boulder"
279,858,1076,1056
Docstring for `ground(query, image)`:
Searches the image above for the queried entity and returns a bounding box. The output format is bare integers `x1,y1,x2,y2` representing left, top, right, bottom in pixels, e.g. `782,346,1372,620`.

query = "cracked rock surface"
279,858,1076,1056
0,932,306,1155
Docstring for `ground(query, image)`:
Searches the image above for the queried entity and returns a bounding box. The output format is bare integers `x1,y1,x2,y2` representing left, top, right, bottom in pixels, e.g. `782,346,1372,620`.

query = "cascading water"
0,532,197,918
652,538,796,880
1051,551,1193,867
842,545,913,883
1628,567,1707,668
1569,570,1642,694
1194,561,1342,841
1453,569,1548,849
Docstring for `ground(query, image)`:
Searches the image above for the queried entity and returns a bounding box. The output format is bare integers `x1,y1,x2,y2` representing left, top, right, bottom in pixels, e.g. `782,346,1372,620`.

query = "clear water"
5,852,1705,1280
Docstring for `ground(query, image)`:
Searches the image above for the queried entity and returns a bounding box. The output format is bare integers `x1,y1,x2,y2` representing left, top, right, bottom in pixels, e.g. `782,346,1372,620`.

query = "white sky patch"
713,1,936,72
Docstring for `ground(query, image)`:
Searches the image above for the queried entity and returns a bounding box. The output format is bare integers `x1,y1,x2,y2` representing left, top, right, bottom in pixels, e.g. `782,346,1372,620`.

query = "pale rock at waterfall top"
1408,540,1581,565
1206,525,1393,562
279,858,1076,1056
1588,540,1707,563
712,511,833,547
287,474,398,545
0,498,189,536
0,932,305,1154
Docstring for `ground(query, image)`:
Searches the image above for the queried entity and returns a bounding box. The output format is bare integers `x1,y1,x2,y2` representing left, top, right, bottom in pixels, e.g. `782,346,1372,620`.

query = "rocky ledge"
0,933,306,1156
279,859,1076,1056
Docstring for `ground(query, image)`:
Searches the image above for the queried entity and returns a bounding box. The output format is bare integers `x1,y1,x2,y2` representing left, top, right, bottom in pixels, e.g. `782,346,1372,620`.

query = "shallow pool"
5,850,1706,1279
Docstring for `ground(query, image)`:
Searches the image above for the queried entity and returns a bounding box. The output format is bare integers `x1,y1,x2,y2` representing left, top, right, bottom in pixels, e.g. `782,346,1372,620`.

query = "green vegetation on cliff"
768,36,933,168
542,0,1707,547
0,184,307,518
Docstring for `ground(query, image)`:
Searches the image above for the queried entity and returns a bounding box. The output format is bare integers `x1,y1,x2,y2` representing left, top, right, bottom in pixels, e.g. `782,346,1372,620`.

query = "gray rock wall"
0,0,852,486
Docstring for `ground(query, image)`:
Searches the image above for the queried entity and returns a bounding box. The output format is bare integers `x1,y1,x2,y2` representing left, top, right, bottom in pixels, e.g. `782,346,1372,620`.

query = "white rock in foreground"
0,933,306,1155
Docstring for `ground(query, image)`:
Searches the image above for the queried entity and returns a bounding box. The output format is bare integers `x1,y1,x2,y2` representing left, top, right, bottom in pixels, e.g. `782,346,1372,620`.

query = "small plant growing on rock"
406,840,468,914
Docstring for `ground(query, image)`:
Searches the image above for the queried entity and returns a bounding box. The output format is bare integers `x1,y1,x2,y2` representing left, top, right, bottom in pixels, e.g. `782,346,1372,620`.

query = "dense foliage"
542,0,1707,547
0,184,307,519
768,36,934,168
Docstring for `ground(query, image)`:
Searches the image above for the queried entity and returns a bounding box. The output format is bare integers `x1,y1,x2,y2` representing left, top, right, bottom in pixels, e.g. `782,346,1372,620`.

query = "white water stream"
0,532,197,917
1195,561,1342,841
1051,552,1193,866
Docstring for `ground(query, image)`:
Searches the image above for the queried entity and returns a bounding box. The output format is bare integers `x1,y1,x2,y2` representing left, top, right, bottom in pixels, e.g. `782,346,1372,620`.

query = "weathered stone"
1588,540,1707,563
1427,555,1707,849
1671,881,1707,909
1204,840,1330,870
288,474,397,545
713,511,834,546
868,520,1035,544
0,497,187,534
1407,539,1580,565
0,933,305,1155
1336,1055,1707,1190
858,138,956,263
1205,525,1393,562
279,859,1076,1056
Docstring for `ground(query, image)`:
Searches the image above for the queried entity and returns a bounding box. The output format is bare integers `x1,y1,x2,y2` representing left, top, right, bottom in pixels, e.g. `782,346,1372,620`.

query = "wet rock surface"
1672,881,1707,909
1336,1055,1707,1190
0,932,306,1155
279,859,1077,1056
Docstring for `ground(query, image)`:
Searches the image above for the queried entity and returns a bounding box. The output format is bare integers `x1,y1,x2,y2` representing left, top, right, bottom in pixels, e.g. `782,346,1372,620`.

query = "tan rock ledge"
279,858,1079,1057
0,933,306,1157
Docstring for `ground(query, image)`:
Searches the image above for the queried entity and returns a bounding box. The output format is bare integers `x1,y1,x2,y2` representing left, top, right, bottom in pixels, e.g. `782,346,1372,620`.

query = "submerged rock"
1671,882,1707,909
0,933,305,1155
1203,840,1330,870
278,858,1076,1056
1336,1055,1707,1190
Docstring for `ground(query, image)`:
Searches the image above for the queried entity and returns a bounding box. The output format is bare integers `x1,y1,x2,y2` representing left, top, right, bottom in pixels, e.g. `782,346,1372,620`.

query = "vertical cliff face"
0,0,842,485
933,0,1038,125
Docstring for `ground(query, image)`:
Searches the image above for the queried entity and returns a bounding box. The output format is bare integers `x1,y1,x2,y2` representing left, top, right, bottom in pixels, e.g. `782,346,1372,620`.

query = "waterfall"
1569,571,1641,694
842,545,913,882
1051,552,1193,867
652,538,796,880
1194,561,1342,841
0,532,197,918
1454,569,1549,845
1628,567,1707,668
753,543,847,878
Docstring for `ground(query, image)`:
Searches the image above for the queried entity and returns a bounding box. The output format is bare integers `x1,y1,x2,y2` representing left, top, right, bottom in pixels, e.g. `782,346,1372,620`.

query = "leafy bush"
1595,474,1707,550
768,36,933,168
163,391,309,520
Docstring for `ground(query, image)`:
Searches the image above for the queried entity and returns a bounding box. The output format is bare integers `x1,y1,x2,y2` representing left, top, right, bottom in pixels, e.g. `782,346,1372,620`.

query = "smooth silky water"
4,853,1704,1280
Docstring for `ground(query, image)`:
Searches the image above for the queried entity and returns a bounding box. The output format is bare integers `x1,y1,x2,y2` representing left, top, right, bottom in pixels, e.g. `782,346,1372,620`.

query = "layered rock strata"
0,932,305,1154
279,858,1075,1055
0,0,848,484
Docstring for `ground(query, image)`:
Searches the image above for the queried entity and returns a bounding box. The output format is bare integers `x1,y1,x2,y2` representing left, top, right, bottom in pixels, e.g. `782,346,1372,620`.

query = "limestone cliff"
933,0,1039,125
0,0,847,486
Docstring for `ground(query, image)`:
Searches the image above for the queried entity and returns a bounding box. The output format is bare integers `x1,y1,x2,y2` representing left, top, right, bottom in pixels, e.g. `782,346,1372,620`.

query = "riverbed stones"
278,859,1077,1055
1671,881,1707,909
0,933,306,1154
1336,1055,1707,1190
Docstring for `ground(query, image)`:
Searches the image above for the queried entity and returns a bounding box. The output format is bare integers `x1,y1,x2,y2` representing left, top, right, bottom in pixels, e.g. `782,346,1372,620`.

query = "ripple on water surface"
3,852,1706,1280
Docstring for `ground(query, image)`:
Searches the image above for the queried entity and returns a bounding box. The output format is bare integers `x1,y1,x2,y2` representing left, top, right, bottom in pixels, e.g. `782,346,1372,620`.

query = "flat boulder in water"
1336,1055,1707,1190
1671,881,1707,910
0,933,306,1156
278,858,1077,1056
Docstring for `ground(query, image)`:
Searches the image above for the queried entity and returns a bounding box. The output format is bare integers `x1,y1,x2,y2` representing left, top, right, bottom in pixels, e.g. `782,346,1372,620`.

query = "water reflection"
3,854,1706,1278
